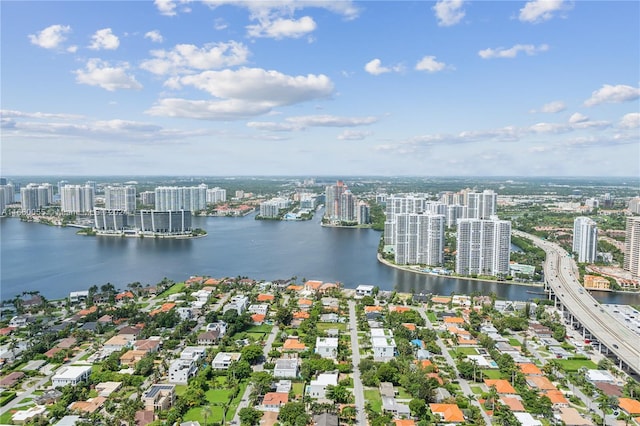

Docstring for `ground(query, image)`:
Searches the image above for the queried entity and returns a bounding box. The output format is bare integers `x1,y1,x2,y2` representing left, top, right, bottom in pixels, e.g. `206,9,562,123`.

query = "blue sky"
1,0,639,176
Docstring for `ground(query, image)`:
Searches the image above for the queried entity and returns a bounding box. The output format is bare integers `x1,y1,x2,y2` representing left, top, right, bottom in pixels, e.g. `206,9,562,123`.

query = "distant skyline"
1,0,639,177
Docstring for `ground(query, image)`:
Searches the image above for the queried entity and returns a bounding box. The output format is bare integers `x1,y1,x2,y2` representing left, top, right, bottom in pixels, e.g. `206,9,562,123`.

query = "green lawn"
451,347,478,356
247,325,273,333
556,358,597,372
175,385,188,396
0,404,33,425
396,387,412,399
317,322,347,332
481,369,504,379
158,282,186,298
182,380,247,424
364,389,382,413
292,382,305,398
508,338,521,347
470,386,483,395
427,312,438,323
246,332,267,342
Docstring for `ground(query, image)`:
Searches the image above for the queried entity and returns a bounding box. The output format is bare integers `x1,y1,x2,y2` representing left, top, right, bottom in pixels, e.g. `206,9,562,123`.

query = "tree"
340,406,357,424
409,398,427,418
276,307,293,326
250,371,274,398
242,345,264,365
228,360,252,380
202,405,213,426
278,402,310,426
326,385,353,404
239,407,263,426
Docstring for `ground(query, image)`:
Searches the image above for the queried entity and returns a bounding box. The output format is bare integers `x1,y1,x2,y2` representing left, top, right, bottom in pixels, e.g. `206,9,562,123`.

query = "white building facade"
573,217,598,263
456,217,511,276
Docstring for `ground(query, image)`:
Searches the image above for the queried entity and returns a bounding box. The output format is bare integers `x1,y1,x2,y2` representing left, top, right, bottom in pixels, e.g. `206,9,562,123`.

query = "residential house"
315,337,338,359
120,350,148,367
134,339,161,353
283,337,307,352
197,330,220,345
314,413,339,426
273,358,299,378
308,372,339,399
371,328,396,361
212,352,241,370
618,398,640,416
484,379,516,394
223,295,249,315
142,384,176,412
262,392,289,412
103,334,135,352
206,321,227,338
169,357,197,384
382,397,411,418
355,285,375,297
557,407,593,426
320,313,339,323
429,404,465,424
69,396,107,414
52,365,92,388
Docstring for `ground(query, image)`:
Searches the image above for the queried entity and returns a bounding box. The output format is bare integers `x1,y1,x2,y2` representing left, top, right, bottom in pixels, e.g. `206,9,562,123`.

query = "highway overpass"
515,230,640,375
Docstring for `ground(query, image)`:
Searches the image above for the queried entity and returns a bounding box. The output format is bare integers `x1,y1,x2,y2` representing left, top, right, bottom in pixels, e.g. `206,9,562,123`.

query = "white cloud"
140,41,250,75
178,68,333,103
478,43,549,59
148,68,334,120
214,18,228,30
337,130,372,140
1,109,84,120
67,45,78,53
364,59,403,75
248,115,378,131
584,84,640,107
89,28,120,50
74,59,143,91
619,112,640,129
519,0,570,23
415,56,447,73
532,100,566,113
146,98,274,120
144,30,164,43
201,1,360,21
247,16,317,39
1,109,207,142
433,0,465,27
28,24,72,49
568,112,589,123
154,0,178,16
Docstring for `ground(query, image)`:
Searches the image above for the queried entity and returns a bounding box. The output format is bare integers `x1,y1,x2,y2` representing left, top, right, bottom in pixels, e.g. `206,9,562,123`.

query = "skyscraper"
0,187,6,215
105,186,136,213
624,217,640,278
20,183,52,213
466,190,497,220
456,218,511,276
572,217,598,263
155,184,207,212
325,181,347,221
60,185,95,213
394,213,445,266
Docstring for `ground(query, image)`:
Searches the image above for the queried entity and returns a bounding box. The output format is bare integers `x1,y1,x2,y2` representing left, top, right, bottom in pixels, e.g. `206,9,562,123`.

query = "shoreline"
376,253,545,288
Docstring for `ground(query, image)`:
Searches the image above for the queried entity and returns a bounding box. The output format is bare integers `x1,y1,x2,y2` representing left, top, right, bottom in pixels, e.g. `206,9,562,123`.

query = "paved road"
412,306,493,426
348,300,367,426
231,299,283,424
515,230,640,374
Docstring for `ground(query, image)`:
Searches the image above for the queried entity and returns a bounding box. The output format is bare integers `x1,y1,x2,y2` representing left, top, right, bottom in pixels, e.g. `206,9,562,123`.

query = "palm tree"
203,404,212,426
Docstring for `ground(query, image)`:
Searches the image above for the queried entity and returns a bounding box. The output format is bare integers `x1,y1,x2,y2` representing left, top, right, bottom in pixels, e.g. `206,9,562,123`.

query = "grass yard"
182,381,247,425
364,389,382,413
451,347,478,356
175,385,188,396
470,386,483,395
317,322,347,332
427,312,438,323
247,325,273,333
481,369,504,379
508,338,521,347
396,387,412,399
556,358,597,372
0,405,34,425
158,282,186,298
292,382,305,398
246,332,267,342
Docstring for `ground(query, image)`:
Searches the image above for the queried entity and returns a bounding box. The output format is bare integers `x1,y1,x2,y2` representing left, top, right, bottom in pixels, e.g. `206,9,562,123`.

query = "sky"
1,0,639,177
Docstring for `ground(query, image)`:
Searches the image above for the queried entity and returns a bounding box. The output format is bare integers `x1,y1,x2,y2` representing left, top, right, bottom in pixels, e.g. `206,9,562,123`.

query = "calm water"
2,215,639,305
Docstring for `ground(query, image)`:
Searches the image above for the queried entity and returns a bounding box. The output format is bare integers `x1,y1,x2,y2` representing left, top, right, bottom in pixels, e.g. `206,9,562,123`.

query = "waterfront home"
69,291,89,304
355,285,374,297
